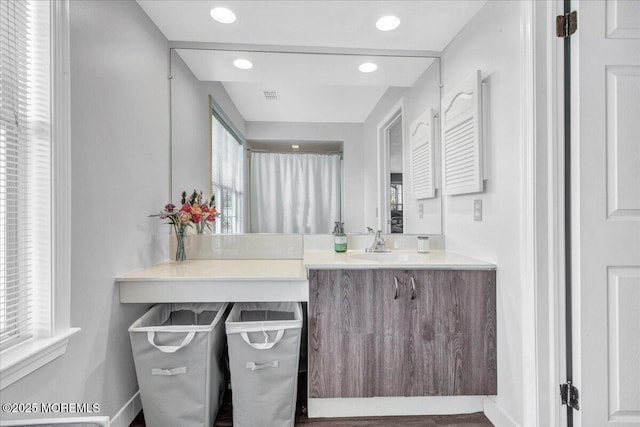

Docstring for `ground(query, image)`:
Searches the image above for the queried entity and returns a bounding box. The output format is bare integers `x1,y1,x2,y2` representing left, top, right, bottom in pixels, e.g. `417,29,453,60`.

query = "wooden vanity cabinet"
308,269,496,398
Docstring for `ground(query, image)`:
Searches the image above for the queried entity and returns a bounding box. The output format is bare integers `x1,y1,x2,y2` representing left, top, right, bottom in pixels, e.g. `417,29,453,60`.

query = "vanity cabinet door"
308,269,405,398
407,269,497,396
308,268,496,399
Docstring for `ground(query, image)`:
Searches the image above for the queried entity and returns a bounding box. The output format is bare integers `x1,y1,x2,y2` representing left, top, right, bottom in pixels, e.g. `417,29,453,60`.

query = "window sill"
0,328,80,390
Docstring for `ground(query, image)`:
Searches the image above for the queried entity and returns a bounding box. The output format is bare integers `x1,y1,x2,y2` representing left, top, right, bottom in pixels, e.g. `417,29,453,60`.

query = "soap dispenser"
333,221,347,253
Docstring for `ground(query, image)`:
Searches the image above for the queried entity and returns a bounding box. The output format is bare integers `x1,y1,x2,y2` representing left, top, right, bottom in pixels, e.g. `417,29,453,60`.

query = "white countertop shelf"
116,259,308,303
116,259,307,281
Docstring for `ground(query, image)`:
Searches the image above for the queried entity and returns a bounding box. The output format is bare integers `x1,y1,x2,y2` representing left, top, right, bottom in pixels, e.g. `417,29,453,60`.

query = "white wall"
170,52,209,200
388,120,403,173
362,60,442,235
402,61,442,235
171,52,247,201
441,1,524,425
245,121,365,232
1,0,169,422
363,87,408,229
204,82,246,139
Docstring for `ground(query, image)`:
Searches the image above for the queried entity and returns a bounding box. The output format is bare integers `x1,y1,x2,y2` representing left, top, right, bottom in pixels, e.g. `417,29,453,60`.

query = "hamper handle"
147,331,196,353
246,361,279,371
240,329,285,350
152,367,187,376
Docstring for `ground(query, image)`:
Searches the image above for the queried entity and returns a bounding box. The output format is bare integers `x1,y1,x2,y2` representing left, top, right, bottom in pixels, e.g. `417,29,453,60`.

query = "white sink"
349,252,427,263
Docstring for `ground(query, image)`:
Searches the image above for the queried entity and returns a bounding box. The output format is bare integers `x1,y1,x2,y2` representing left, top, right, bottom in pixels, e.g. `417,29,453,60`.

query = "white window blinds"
0,0,51,351
211,110,244,234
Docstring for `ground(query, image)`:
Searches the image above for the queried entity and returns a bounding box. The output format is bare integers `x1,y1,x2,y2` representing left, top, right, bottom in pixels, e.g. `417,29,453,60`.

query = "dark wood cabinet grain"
308,269,496,398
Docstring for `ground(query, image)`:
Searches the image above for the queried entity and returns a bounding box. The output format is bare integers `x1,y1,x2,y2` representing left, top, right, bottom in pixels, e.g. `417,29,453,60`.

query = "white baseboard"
112,391,513,426
483,396,519,427
110,391,141,427
308,396,484,418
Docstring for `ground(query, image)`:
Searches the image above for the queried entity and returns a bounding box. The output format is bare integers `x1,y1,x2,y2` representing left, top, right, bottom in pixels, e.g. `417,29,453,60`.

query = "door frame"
526,0,568,426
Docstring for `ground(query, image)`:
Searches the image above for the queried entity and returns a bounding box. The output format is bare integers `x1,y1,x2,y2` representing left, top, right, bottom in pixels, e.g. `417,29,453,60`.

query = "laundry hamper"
128,303,229,427
225,302,303,427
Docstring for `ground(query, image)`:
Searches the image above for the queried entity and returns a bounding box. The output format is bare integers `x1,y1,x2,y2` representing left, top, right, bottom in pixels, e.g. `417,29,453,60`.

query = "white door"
572,1,640,426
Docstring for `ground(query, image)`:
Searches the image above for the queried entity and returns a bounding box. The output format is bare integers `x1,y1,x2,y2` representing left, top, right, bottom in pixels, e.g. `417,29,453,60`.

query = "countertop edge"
115,276,307,282
303,263,496,270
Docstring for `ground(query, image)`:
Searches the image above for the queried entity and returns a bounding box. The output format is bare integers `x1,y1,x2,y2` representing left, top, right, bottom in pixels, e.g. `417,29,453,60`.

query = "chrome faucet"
366,229,388,252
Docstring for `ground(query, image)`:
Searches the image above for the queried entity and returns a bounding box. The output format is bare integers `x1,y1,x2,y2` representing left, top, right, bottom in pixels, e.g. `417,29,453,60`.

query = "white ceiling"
176,49,433,122
138,1,486,123
137,1,487,51
223,83,387,123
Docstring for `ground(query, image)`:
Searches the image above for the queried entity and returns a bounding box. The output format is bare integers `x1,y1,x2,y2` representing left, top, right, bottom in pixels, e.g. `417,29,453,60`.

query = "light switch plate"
419,203,424,218
474,199,482,221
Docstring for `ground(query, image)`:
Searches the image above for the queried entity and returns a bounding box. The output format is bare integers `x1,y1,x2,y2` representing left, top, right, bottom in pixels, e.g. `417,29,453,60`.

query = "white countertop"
116,259,308,303
116,250,494,303
116,259,307,281
303,250,495,270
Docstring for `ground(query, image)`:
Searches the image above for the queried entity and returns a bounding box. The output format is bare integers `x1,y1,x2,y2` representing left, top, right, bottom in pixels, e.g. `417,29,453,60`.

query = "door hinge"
560,381,580,410
556,11,577,38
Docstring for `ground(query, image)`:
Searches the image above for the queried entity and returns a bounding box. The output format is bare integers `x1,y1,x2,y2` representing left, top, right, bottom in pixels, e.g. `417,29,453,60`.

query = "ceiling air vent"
263,90,279,101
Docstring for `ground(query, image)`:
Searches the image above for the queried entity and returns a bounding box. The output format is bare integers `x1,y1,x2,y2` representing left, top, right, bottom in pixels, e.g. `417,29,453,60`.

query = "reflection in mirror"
388,118,404,233
170,49,441,234
247,141,343,234
210,96,244,234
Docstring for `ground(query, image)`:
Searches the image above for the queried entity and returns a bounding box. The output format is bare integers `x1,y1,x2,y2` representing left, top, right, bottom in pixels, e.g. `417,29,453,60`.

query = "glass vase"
175,225,186,261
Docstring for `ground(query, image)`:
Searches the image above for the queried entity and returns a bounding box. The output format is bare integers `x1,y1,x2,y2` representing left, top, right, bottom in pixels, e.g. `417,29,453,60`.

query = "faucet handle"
366,227,374,234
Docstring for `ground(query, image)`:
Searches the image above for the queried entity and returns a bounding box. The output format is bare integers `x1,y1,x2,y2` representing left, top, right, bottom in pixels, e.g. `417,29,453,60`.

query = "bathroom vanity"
307,268,496,398
115,235,497,417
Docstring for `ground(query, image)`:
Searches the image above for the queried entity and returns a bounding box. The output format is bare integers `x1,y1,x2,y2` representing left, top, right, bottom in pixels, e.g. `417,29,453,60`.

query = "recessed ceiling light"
376,15,400,31
359,63,378,73
233,59,253,70
291,144,300,149
210,7,236,24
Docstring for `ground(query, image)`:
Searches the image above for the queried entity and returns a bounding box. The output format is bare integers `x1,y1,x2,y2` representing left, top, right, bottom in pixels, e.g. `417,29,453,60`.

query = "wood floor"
129,375,493,427
131,409,492,427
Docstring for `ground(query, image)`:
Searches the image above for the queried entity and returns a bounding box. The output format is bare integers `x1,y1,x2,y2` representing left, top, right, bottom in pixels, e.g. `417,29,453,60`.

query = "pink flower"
178,211,191,224
180,203,192,213
192,213,202,224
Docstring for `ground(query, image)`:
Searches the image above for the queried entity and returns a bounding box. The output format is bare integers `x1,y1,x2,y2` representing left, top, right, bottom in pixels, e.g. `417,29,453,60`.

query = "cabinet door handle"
393,276,400,300
409,276,416,300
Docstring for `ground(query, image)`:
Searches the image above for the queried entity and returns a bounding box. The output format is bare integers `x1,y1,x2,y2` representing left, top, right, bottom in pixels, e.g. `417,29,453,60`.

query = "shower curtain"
250,152,342,233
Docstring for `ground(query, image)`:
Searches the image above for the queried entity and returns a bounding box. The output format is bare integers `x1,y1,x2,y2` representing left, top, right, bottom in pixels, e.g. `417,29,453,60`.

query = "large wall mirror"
170,48,442,234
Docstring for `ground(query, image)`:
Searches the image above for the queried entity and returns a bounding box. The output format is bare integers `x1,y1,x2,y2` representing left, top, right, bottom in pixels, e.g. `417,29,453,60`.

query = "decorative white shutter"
410,108,435,199
441,70,483,196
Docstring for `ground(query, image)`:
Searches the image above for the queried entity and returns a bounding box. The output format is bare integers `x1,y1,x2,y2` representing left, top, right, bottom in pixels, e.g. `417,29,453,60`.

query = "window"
1,0,75,389
1,0,52,351
210,97,244,234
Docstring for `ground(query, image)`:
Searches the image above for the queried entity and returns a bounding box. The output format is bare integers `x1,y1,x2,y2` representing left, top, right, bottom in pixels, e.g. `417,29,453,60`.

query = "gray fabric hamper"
225,302,303,427
129,303,229,427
